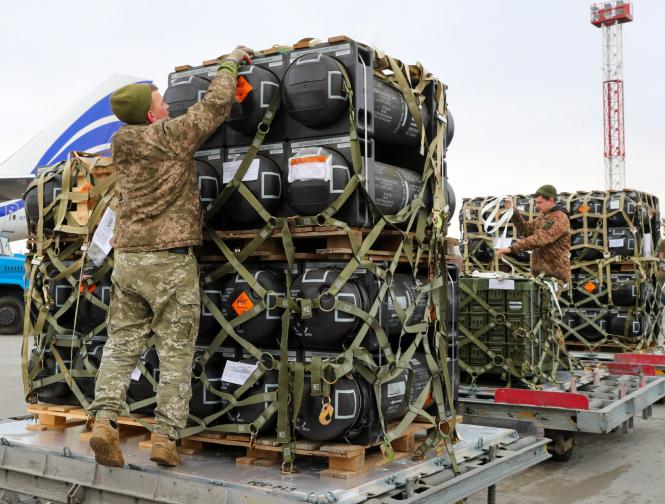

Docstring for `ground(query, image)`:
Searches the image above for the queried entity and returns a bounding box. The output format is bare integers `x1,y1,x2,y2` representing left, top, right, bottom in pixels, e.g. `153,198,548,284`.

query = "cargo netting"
458,274,566,387
22,38,460,471
460,191,664,353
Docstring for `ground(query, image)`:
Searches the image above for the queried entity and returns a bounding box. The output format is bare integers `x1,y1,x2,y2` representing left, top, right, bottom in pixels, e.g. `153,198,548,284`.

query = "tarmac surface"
1,334,664,503
466,405,665,504
467,393,665,503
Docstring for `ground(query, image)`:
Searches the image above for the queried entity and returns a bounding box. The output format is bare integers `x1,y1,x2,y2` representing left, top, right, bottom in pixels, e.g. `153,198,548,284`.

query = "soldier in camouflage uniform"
496,184,571,285
497,185,571,357
87,46,252,468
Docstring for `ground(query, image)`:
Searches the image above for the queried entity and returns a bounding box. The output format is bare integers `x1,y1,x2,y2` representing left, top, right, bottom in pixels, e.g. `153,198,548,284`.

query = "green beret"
535,184,557,200
110,83,153,125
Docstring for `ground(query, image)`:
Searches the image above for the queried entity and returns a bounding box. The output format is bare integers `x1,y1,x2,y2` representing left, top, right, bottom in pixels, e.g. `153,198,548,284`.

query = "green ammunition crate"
458,275,563,385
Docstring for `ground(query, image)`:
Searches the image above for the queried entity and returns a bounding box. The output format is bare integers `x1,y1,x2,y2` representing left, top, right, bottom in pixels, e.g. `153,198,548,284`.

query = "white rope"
544,279,563,318
480,196,513,236
479,196,516,273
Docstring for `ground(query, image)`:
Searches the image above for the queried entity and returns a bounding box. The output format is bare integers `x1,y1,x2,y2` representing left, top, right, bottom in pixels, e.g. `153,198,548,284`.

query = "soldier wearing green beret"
496,184,571,285
87,45,253,468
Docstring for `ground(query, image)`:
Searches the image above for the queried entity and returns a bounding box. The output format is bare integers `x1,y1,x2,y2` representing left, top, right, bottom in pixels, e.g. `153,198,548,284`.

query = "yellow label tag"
319,403,334,426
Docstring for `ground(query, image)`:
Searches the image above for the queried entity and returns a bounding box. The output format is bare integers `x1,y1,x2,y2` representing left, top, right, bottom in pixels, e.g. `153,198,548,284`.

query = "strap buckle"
298,298,313,319
432,210,443,232
280,461,295,474
249,424,258,451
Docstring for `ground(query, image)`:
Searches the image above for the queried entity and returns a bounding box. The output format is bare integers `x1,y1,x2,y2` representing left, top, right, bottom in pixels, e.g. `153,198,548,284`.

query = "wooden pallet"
140,421,438,479
26,404,154,439
26,404,450,479
203,226,429,264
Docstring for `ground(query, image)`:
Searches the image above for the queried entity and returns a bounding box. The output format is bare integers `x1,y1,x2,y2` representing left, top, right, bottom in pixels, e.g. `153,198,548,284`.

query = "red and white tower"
590,1,633,190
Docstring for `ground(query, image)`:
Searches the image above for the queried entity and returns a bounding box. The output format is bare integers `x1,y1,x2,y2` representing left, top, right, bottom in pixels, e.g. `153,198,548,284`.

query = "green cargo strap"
205,82,282,220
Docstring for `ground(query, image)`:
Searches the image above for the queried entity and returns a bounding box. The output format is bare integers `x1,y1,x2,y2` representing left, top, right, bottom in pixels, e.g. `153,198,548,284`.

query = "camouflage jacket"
112,64,237,252
510,205,571,282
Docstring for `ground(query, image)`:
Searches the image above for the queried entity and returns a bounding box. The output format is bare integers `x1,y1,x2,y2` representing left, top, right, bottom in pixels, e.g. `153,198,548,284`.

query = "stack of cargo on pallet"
457,273,564,387
460,190,664,353
21,36,460,474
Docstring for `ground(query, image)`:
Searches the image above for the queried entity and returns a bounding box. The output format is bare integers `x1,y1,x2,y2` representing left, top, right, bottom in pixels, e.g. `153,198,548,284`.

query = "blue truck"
0,236,26,335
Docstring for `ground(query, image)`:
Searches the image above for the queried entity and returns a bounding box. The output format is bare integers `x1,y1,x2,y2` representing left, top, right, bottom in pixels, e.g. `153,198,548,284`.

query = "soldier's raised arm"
510,212,569,253
163,46,253,157
510,206,537,237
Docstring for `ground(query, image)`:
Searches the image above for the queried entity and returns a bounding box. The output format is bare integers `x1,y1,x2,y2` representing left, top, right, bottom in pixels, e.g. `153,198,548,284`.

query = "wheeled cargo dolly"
459,368,665,461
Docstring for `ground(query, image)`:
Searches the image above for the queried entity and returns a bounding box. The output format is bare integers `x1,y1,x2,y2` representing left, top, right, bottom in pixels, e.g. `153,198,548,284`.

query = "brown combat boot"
89,418,124,467
150,434,180,466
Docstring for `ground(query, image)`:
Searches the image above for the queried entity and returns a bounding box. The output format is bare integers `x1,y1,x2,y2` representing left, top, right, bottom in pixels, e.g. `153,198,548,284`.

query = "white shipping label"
387,381,406,398
493,237,513,249
288,154,332,183
642,233,653,256
489,279,515,291
222,159,260,184
131,368,141,381
609,239,625,248
609,200,620,210
221,361,258,386
89,207,116,266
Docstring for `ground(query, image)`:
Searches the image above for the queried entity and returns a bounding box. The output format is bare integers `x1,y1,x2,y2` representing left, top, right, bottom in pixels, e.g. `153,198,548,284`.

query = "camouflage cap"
110,83,154,125
535,184,557,200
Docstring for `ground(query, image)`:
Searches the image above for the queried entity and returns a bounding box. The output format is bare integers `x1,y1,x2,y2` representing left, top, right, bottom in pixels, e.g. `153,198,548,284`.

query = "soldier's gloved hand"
225,46,254,66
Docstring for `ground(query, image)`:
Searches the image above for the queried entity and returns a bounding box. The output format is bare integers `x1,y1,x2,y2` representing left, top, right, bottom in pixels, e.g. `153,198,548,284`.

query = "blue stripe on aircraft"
0,200,24,218
43,120,124,166
34,79,151,172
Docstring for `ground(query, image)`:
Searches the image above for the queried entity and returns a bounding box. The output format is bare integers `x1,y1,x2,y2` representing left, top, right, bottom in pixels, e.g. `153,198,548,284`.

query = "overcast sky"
0,0,663,238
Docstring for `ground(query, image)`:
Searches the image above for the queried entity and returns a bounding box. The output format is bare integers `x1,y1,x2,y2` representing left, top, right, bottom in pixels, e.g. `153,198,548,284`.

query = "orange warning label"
583,281,597,293
578,203,591,214
235,76,253,103
79,283,96,294
232,291,254,316
77,182,92,193
289,155,329,165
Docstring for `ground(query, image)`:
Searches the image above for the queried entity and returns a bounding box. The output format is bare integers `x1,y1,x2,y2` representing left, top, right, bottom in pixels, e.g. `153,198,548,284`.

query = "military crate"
458,275,564,386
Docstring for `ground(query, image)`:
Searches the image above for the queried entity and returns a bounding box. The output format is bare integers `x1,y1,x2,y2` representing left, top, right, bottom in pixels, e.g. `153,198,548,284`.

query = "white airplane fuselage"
0,199,28,242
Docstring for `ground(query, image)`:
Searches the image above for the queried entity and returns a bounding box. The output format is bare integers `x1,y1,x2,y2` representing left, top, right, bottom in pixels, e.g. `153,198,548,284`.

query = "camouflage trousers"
87,250,200,438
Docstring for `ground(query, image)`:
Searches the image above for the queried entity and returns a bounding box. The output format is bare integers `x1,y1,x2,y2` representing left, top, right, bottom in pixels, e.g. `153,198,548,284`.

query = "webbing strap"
25,52,457,468
205,83,282,220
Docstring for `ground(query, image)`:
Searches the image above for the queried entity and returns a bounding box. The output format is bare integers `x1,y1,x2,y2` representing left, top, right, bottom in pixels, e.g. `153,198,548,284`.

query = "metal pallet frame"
0,421,549,504
460,375,665,433
371,439,549,504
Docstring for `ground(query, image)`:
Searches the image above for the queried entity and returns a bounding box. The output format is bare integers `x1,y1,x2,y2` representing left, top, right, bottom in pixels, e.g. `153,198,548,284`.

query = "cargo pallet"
202,226,443,264
563,340,658,354
459,369,665,461
0,417,548,504
25,403,447,479
570,350,665,373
